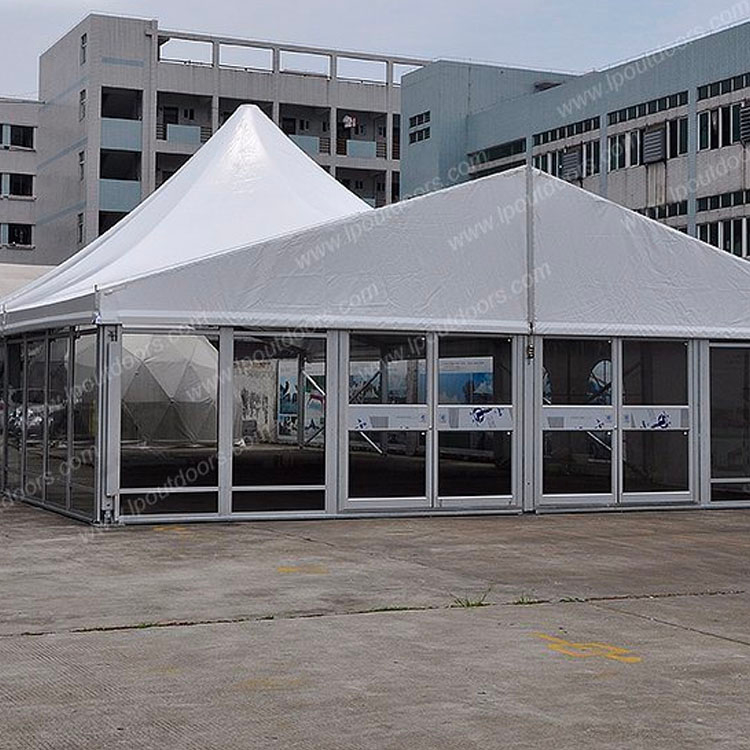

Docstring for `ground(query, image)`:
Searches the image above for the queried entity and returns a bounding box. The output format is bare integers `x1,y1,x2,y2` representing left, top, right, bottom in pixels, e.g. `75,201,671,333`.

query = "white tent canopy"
2,105,367,319
5,161,750,339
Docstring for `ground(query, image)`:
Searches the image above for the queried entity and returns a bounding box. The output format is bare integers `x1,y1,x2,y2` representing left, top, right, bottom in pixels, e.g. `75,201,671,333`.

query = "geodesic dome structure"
119,334,221,445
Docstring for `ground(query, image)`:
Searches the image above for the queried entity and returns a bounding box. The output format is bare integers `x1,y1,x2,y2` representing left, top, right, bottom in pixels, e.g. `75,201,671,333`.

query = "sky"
1,0,749,97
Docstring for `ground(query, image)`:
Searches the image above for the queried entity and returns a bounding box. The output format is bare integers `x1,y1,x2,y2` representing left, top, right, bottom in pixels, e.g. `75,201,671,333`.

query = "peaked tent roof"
6,167,750,339
2,105,367,316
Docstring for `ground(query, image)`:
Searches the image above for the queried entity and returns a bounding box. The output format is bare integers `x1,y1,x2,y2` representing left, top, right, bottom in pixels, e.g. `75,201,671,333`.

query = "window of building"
583,140,600,177
698,104,742,150
8,223,32,246
470,138,525,163
533,117,600,147
408,111,430,129
78,151,85,181
608,133,626,171
667,117,689,158
7,173,33,197
6,125,34,149
698,219,748,256
409,126,431,144
101,87,143,120
77,213,85,245
80,33,87,65
607,92,688,126
628,130,642,167
79,89,87,121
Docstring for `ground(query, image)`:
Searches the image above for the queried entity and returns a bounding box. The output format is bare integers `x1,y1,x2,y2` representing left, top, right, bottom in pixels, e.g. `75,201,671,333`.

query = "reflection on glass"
350,334,426,405
439,432,511,497
6,342,23,492
71,333,98,516
24,339,46,501
711,348,750,479
623,341,687,405
543,431,611,494
46,337,70,508
623,432,688,492
349,431,426,498
543,339,611,405
438,337,511,405
232,337,326,508
711,481,750,502
120,333,219,495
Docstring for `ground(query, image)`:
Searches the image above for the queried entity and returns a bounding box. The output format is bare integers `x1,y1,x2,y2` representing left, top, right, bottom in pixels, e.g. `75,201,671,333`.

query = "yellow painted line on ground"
534,633,642,663
152,525,194,537
277,564,329,575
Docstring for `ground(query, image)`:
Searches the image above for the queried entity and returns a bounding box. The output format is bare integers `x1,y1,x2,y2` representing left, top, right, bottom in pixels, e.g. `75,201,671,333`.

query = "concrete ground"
0,505,749,749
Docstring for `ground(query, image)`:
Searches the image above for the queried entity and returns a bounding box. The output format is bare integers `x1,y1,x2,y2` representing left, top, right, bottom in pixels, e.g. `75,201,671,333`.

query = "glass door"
343,333,431,510
709,345,750,503
231,334,327,514
537,338,616,507
620,340,693,504
436,336,517,509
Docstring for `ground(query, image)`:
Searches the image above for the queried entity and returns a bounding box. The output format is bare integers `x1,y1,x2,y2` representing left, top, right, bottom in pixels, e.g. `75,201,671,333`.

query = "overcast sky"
1,0,749,97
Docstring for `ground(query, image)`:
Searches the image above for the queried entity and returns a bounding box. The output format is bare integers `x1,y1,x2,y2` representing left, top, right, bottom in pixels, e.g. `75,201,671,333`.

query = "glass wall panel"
24,339,46,501
349,431,426,498
439,432,511,497
6,341,23,493
710,348,750,479
120,492,218,515
0,341,5,491
623,432,689,493
70,332,98,516
233,491,324,513
46,337,70,508
121,333,219,495
543,431,612,494
438,337,511,404
623,341,687,405
543,339,612,405
232,337,326,496
350,334,426,404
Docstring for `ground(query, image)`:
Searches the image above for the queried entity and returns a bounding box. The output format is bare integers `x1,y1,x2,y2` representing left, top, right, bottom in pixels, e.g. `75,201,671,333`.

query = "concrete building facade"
400,22,750,257
31,13,426,265
0,98,39,263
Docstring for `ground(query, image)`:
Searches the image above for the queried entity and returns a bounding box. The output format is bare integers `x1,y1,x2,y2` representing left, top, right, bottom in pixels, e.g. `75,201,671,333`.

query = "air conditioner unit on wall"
739,105,750,144
561,147,583,181
643,127,666,164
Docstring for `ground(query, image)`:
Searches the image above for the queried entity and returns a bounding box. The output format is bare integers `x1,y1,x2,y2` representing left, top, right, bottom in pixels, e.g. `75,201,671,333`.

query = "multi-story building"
400,21,750,258
31,13,426,265
0,98,39,263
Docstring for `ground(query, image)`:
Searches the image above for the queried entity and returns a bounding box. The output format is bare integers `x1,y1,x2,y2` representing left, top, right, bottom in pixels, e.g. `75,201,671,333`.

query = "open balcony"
336,110,388,159
156,93,212,146
279,104,332,156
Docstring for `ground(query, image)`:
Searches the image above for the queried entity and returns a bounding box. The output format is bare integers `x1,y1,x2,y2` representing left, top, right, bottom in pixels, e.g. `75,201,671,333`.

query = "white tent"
1,105,367,322
0,264,54,299
6,164,750,338
5,116,750,524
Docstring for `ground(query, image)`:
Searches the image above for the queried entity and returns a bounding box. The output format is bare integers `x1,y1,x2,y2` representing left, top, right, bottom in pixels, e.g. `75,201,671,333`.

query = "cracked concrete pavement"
0,504,749,748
